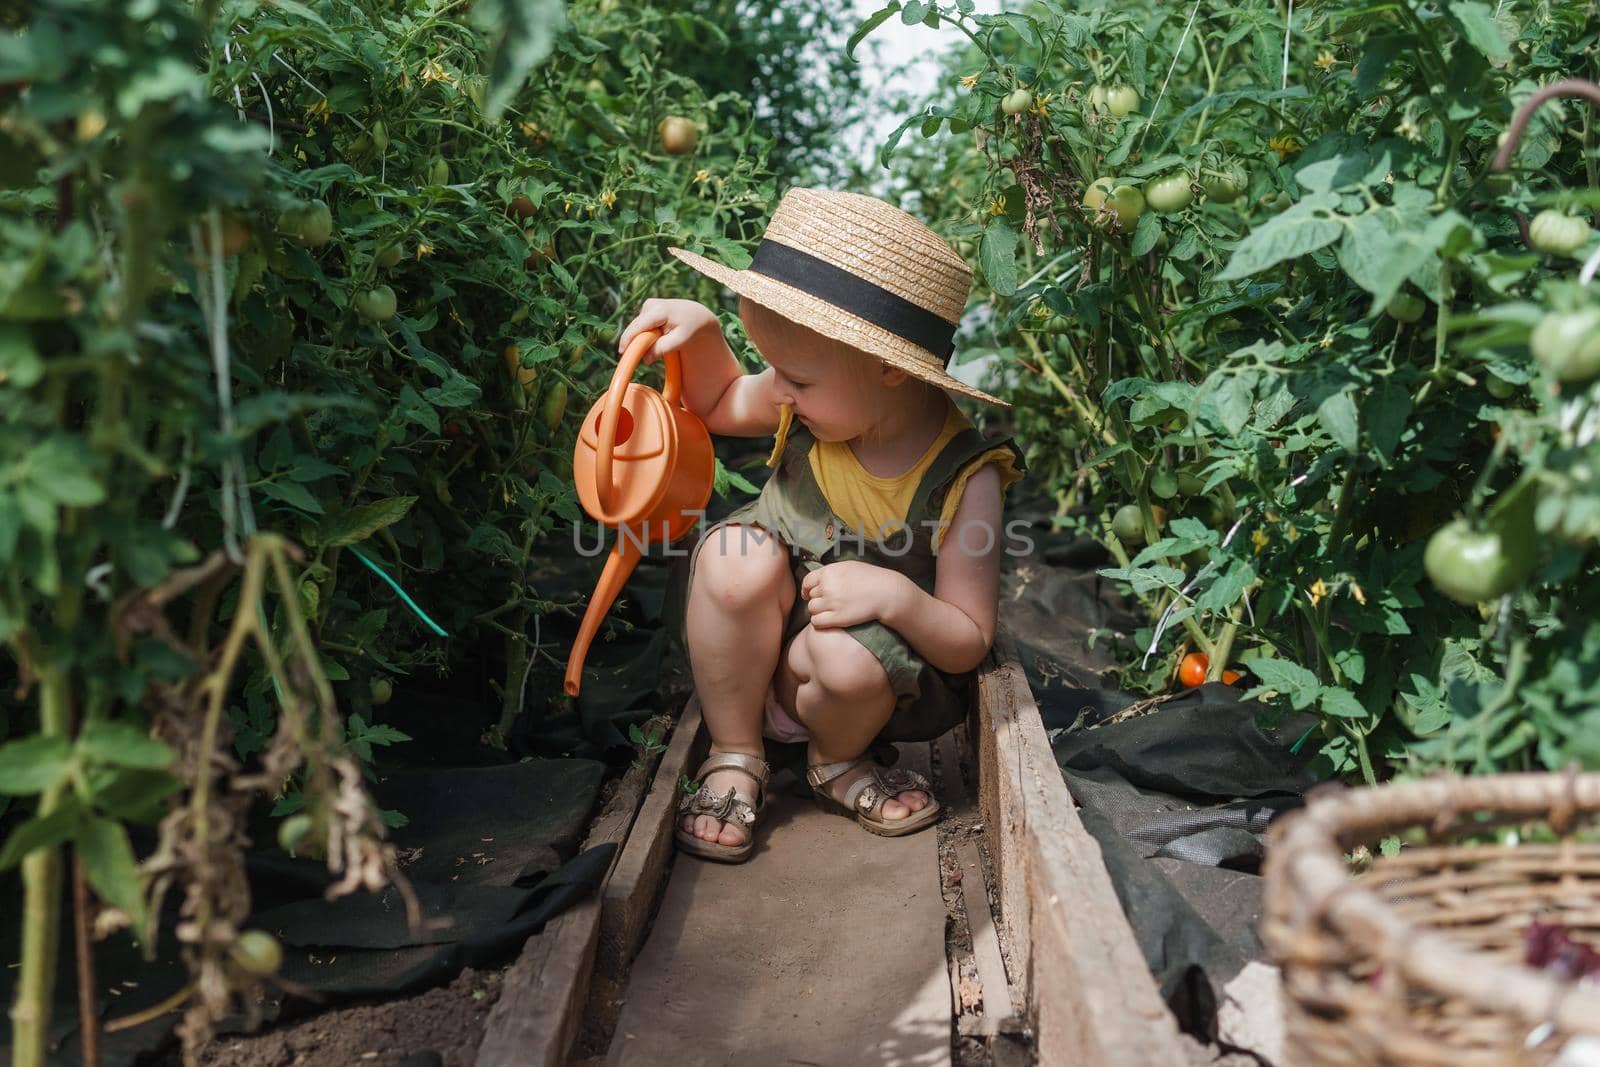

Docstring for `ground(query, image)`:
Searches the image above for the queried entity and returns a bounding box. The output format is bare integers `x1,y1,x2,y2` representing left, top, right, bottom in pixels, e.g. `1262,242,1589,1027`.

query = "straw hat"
668,187,1008,407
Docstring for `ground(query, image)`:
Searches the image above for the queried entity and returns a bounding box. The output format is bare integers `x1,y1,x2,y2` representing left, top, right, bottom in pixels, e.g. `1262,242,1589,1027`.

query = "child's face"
765,346,880,443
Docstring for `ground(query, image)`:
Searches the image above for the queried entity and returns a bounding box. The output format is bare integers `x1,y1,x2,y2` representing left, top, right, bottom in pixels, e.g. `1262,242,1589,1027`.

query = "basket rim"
1265,771,1600,1038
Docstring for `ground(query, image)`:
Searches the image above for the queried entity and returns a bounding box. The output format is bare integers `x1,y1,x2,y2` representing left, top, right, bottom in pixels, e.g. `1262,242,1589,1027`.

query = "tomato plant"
0,0,871,1059
859,0,1600,787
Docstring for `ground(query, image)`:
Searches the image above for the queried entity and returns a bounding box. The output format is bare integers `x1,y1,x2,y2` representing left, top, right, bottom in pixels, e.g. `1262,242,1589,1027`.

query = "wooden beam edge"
977,627,1188,1067
596,698,705,978
475,703,701,1067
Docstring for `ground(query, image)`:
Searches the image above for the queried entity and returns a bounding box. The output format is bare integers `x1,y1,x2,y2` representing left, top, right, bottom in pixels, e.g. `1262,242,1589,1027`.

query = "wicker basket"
1263,772,1600,1067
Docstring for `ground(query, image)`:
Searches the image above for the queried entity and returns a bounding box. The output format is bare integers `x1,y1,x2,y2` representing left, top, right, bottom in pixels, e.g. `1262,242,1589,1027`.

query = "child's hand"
800,561,913,630
617,298,720,365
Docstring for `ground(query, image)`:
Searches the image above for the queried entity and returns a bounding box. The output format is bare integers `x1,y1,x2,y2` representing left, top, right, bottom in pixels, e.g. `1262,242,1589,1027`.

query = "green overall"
668,420,1026,745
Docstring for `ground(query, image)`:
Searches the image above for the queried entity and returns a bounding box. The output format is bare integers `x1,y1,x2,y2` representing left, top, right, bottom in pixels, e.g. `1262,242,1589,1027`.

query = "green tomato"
1111,504,1145,545
375,241,403,268
277,199,332,247
371,120,389,152
1106,85,1140,117
370,677,393,705
1528,210,1592,257
1082,177,1144,231
355,285,397,322
1201,164,1248,204
1423,518,1533,604
1001,88,1033,116
1385,292,1425,323
277,813,314,854
1530,308,1600,383
427,158,450,186
1485,371,1517,400
1086,85,1109,112
1177,471,1205,497
542,380,569,432
231,931,284,977
1144,174,1193,215
1151,471,1179,500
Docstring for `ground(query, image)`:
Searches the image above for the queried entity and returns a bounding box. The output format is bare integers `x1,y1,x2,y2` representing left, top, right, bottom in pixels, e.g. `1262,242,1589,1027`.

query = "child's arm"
800,464,1004,674
882,463,1004,674
617,298,781,438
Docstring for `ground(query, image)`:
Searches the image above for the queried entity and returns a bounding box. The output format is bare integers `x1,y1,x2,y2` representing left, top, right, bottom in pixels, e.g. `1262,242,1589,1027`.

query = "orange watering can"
563,330,714,697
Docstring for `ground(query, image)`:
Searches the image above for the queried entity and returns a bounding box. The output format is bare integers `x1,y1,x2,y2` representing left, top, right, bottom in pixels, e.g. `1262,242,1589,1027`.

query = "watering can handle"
595,330,685,514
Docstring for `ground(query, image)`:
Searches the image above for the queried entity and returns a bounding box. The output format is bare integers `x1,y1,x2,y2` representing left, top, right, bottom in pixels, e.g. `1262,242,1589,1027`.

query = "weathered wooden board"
474,708,686,1067
975,627,1188,1066
594,698,704,983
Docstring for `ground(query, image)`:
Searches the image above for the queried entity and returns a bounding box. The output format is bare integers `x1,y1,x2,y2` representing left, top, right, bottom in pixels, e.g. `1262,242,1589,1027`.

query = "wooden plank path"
605,742,948,1066
479,634,1190,1066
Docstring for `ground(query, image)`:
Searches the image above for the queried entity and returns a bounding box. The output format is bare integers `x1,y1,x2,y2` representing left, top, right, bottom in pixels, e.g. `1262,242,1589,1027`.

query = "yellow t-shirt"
764,397,1021,550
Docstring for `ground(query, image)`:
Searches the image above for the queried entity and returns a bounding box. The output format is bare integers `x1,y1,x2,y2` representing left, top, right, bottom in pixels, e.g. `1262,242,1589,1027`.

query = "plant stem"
10,663,72,1067
1208,612,1241,681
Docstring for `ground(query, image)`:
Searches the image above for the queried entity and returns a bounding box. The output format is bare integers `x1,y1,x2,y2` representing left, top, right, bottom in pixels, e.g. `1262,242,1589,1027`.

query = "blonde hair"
738,296,943,443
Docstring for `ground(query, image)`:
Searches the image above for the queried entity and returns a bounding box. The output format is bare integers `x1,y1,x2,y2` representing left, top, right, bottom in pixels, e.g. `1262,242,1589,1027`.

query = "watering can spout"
563,535,644,697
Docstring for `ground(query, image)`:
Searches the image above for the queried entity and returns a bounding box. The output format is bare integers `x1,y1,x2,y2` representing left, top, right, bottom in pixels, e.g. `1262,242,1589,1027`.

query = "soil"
165,966,505,1067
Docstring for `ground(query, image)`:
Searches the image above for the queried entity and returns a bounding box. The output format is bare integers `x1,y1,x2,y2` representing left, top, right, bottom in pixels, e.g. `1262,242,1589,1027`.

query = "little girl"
617,188,1024,863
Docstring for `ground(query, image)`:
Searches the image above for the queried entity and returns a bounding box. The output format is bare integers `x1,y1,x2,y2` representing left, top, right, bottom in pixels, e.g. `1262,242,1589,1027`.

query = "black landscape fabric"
0,757,609,1067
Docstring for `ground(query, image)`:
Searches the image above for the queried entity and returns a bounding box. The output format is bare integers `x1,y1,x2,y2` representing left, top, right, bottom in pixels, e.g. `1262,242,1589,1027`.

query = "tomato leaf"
471,0,567,122
847,3,902,61
28,437,105,508
0,735,72,795
979,220,1019,296
1448,1,1510,62
0,324,42,389
0,798,81,870
315,496,418,549
1219,194,1341,280
1241,656,1322,710
1130,212,1161,257
1364,381,1412,464
1317,390,1360,453
77,817,147,932
1319,687,1370,721
78,721,175,771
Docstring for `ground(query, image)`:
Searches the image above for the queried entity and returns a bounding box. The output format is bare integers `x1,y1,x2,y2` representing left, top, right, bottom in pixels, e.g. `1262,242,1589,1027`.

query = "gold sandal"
806,756,941,838
674,751,770,863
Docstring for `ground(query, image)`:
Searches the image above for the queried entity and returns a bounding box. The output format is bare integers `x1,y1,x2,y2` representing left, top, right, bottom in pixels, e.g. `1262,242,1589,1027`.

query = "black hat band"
747,239,956,364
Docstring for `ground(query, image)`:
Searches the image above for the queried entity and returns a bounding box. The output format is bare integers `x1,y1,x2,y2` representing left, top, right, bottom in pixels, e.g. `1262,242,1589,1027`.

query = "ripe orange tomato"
1178,653,1243,688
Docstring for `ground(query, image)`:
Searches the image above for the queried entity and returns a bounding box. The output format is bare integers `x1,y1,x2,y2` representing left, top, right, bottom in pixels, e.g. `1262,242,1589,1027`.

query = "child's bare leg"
682,524,795,846
775,624,929,819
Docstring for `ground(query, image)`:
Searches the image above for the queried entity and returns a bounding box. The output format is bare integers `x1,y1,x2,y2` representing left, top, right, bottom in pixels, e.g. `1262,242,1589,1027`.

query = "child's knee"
691,524,793,611
796,625,893,703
